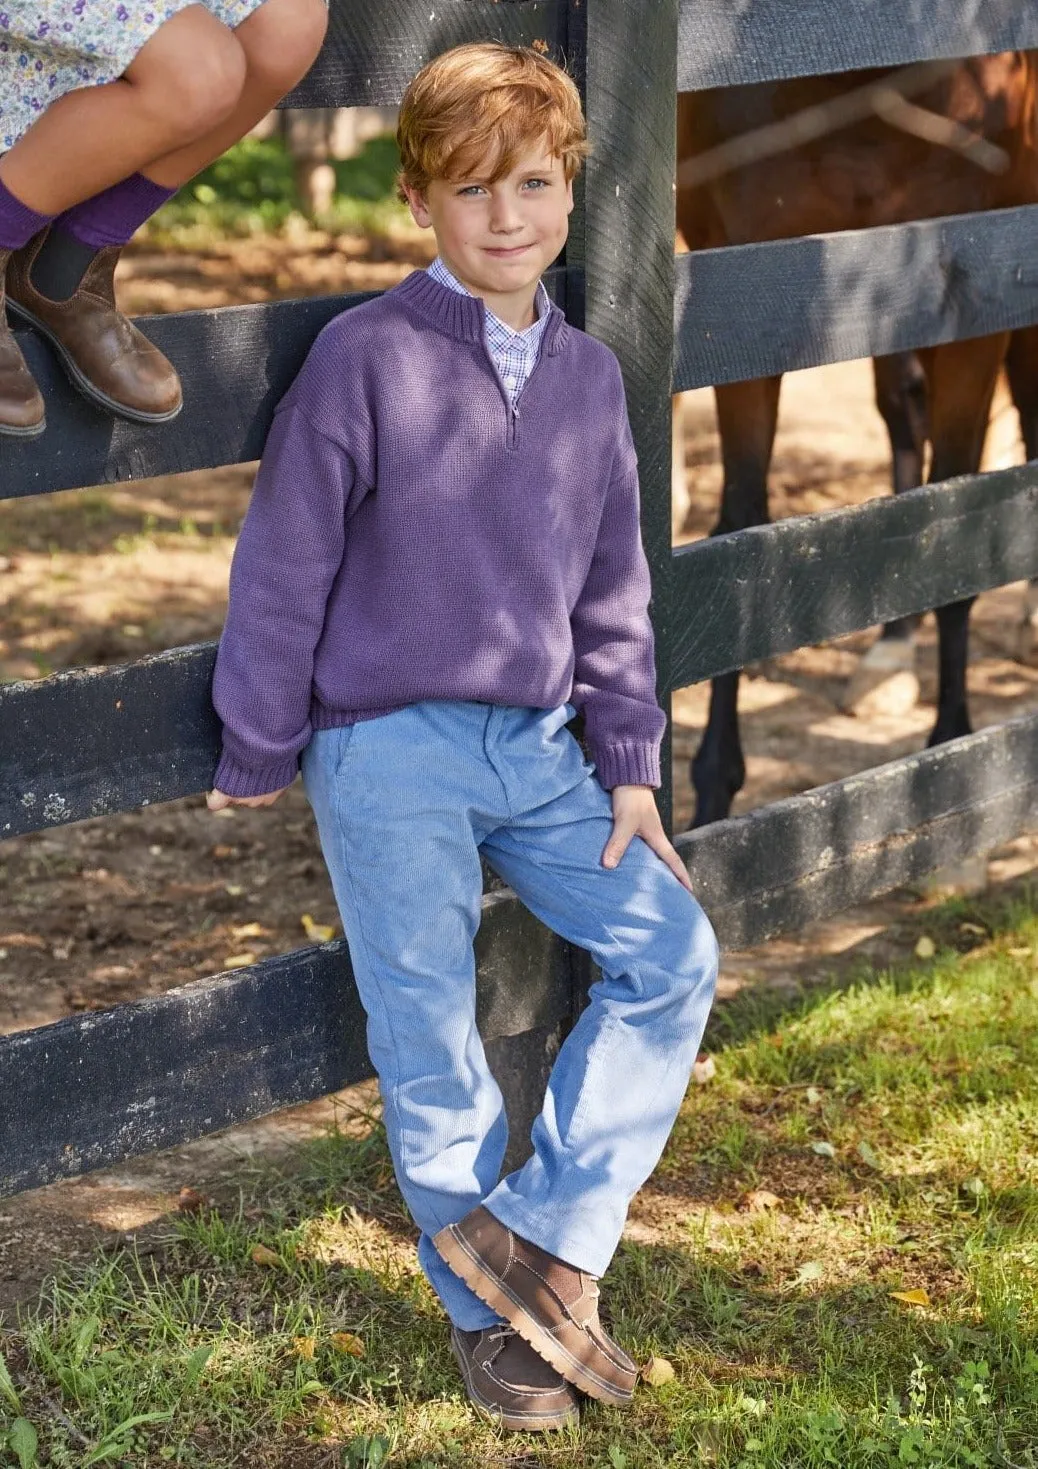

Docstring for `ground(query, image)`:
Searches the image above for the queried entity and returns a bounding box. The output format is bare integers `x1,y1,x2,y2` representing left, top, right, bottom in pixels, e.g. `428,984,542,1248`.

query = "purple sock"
0,175,54,250
54,172,177,250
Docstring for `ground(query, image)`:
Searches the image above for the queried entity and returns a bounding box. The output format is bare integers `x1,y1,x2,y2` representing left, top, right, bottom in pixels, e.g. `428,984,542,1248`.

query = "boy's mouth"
483,244,533,257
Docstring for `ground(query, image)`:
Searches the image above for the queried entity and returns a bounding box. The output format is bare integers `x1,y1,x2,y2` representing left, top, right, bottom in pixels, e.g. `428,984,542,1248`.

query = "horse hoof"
840,639,920,718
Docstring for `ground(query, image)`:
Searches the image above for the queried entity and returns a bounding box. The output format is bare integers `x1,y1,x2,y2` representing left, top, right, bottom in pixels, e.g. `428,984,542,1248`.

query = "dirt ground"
2,231,1038,1325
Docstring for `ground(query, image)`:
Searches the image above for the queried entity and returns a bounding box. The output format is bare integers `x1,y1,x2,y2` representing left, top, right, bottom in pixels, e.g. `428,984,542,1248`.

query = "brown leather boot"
450,1324,581,1430
434,1206,639,1406
5,228,182,424
0,246,45,438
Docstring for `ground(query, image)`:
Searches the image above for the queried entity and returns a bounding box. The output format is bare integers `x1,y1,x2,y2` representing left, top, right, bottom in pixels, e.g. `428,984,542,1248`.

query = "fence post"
563,0,679,833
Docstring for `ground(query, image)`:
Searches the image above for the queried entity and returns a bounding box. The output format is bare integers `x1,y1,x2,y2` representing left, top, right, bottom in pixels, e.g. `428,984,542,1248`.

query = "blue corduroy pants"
301,698,719,1330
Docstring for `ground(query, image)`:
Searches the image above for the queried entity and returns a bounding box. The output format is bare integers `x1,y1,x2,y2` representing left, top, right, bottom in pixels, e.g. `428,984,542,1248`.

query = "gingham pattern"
427,254,550,407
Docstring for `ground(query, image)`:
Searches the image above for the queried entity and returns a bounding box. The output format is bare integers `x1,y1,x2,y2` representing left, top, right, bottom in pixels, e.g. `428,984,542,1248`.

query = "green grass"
4,895,1038,1465
142,134,413,245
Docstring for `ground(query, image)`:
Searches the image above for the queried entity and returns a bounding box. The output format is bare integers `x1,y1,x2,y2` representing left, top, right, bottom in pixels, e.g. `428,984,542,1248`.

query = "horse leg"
922,333,1007,746
691,375,781,827
840,353,929,717
1004,326,1038,661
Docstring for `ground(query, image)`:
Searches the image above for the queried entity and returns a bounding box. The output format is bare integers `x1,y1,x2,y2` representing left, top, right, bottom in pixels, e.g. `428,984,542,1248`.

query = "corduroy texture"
211,267,667,796
54,172,176,249
300,701,719,1328
0,176,53,249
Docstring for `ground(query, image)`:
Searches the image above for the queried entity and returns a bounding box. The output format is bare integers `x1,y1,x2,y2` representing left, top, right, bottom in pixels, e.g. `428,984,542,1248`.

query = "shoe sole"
6,298,182,425
436,1226,636,1406
449,1334,580,1432
0,413,45,438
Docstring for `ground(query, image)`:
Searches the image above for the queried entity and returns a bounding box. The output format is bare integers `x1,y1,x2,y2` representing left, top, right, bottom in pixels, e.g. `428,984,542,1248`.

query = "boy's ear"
402,182,433,229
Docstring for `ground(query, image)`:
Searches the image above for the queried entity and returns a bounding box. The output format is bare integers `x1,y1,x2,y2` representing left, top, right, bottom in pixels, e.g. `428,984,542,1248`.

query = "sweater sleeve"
211,405,361,797
569,390,667,790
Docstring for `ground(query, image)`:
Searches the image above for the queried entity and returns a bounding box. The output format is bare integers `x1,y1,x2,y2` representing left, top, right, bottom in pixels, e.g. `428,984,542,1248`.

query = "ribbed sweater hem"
592,742,661,790
212,752,299,799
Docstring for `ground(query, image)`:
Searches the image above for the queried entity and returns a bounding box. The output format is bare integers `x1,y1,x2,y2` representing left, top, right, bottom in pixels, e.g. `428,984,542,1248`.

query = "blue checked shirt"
427,255,551,407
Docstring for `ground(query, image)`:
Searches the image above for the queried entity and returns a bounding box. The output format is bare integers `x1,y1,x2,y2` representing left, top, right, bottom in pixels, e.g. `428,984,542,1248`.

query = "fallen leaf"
805,1086,823,1105
1008,946,1033,958
176,1186,209,1214
641,1355,675,1386
301,913,336,944
331,1331,366,1358
959,922,987,936
889,1288,930,1307
741,1189,782,1213
292,1336,316,1360
223,951,257,969
691,1053,716,1085
224,884,244,896
793,1260,824,1286
250,1244,282,1268
857,1139,882,1170
231,922,265,941
914,936,936,959
811,1141,836,1158
212,844,239,860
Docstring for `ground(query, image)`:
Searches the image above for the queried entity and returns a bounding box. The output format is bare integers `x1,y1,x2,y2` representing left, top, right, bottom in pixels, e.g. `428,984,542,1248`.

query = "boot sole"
0,413,45,438
435,1226,636,1406
449,1333,580,1431
6,298,182,425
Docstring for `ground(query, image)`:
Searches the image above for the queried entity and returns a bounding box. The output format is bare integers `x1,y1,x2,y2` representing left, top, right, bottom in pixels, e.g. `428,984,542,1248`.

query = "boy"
207,40,719,1432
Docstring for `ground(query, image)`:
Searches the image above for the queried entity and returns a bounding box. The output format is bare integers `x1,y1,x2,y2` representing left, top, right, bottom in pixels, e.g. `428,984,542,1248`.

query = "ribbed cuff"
591,741,661,790
212,750,298,798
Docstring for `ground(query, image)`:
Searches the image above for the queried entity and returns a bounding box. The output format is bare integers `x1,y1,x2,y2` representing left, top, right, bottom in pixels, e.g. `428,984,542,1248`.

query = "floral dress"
0,0,270,149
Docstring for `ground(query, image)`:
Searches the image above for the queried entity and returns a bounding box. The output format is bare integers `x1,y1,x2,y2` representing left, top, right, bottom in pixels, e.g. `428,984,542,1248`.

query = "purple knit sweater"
211,267,667,797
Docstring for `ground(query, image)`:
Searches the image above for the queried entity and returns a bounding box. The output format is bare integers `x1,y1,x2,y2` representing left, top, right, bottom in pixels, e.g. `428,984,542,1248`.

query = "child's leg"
474,753,719,1270
142,0,328,188
432,703,718,1398
299,708,514,1334
0,7,248,215
27,0,327,301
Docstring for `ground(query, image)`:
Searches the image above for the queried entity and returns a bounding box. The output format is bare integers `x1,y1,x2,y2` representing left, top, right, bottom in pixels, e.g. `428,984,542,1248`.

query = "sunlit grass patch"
4,894,1038,1464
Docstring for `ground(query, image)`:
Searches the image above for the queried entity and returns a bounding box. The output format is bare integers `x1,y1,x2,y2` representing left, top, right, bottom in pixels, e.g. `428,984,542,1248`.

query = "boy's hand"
603,784,694,893
207,787,288,811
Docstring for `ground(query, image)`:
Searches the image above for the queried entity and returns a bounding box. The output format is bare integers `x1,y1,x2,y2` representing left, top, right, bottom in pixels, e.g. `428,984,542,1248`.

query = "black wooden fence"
3,0,1038,1196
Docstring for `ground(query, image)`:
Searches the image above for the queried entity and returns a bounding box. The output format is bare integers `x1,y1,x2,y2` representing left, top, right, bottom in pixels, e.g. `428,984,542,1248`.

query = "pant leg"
476,705,720,1276
300,706,510,1330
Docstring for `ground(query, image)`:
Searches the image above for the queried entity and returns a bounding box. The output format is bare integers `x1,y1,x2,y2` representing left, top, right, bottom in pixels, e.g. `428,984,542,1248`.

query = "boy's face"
402,137,574,324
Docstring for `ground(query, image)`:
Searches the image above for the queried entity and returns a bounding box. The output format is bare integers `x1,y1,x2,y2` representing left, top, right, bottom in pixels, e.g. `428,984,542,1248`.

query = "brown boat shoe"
434,1207,638,1406
451,1323,581,1431
5,228,182,424
0,247,45,438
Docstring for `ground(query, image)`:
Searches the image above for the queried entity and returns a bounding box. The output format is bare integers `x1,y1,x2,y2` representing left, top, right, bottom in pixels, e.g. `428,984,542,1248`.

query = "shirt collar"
427,255,550,343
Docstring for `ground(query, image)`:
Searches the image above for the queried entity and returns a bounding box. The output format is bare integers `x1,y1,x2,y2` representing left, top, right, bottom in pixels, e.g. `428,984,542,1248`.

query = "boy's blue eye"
456,178,550,196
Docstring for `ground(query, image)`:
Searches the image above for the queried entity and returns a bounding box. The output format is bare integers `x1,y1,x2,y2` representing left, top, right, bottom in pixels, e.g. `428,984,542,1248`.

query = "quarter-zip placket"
480,332,547,452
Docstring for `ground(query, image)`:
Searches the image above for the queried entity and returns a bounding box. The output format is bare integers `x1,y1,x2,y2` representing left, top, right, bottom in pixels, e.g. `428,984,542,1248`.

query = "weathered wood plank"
673,204,1038,391
0,268,572,501
574,0,678,828
283,0,561,109
0,643,220,837
0,888,573,1196
678,0,1038,92
679,710,1038,948
670,459,1038,689
5,460,1038,839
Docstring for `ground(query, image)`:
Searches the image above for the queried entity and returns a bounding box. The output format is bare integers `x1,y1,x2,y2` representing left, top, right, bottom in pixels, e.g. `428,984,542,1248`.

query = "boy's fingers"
206,789,229,811
602,819,636,868
645,832,695,893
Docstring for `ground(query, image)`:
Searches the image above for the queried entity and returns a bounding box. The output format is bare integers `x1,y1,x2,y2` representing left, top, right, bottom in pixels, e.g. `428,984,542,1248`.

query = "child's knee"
128,14,247,141
238,0,329,93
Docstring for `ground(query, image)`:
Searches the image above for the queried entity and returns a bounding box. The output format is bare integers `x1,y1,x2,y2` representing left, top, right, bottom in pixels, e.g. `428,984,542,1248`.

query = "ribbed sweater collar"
391,266,570,355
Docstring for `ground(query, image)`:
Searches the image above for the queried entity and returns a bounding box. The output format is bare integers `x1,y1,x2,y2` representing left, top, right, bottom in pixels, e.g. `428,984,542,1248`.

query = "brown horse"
675,54,1038,826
